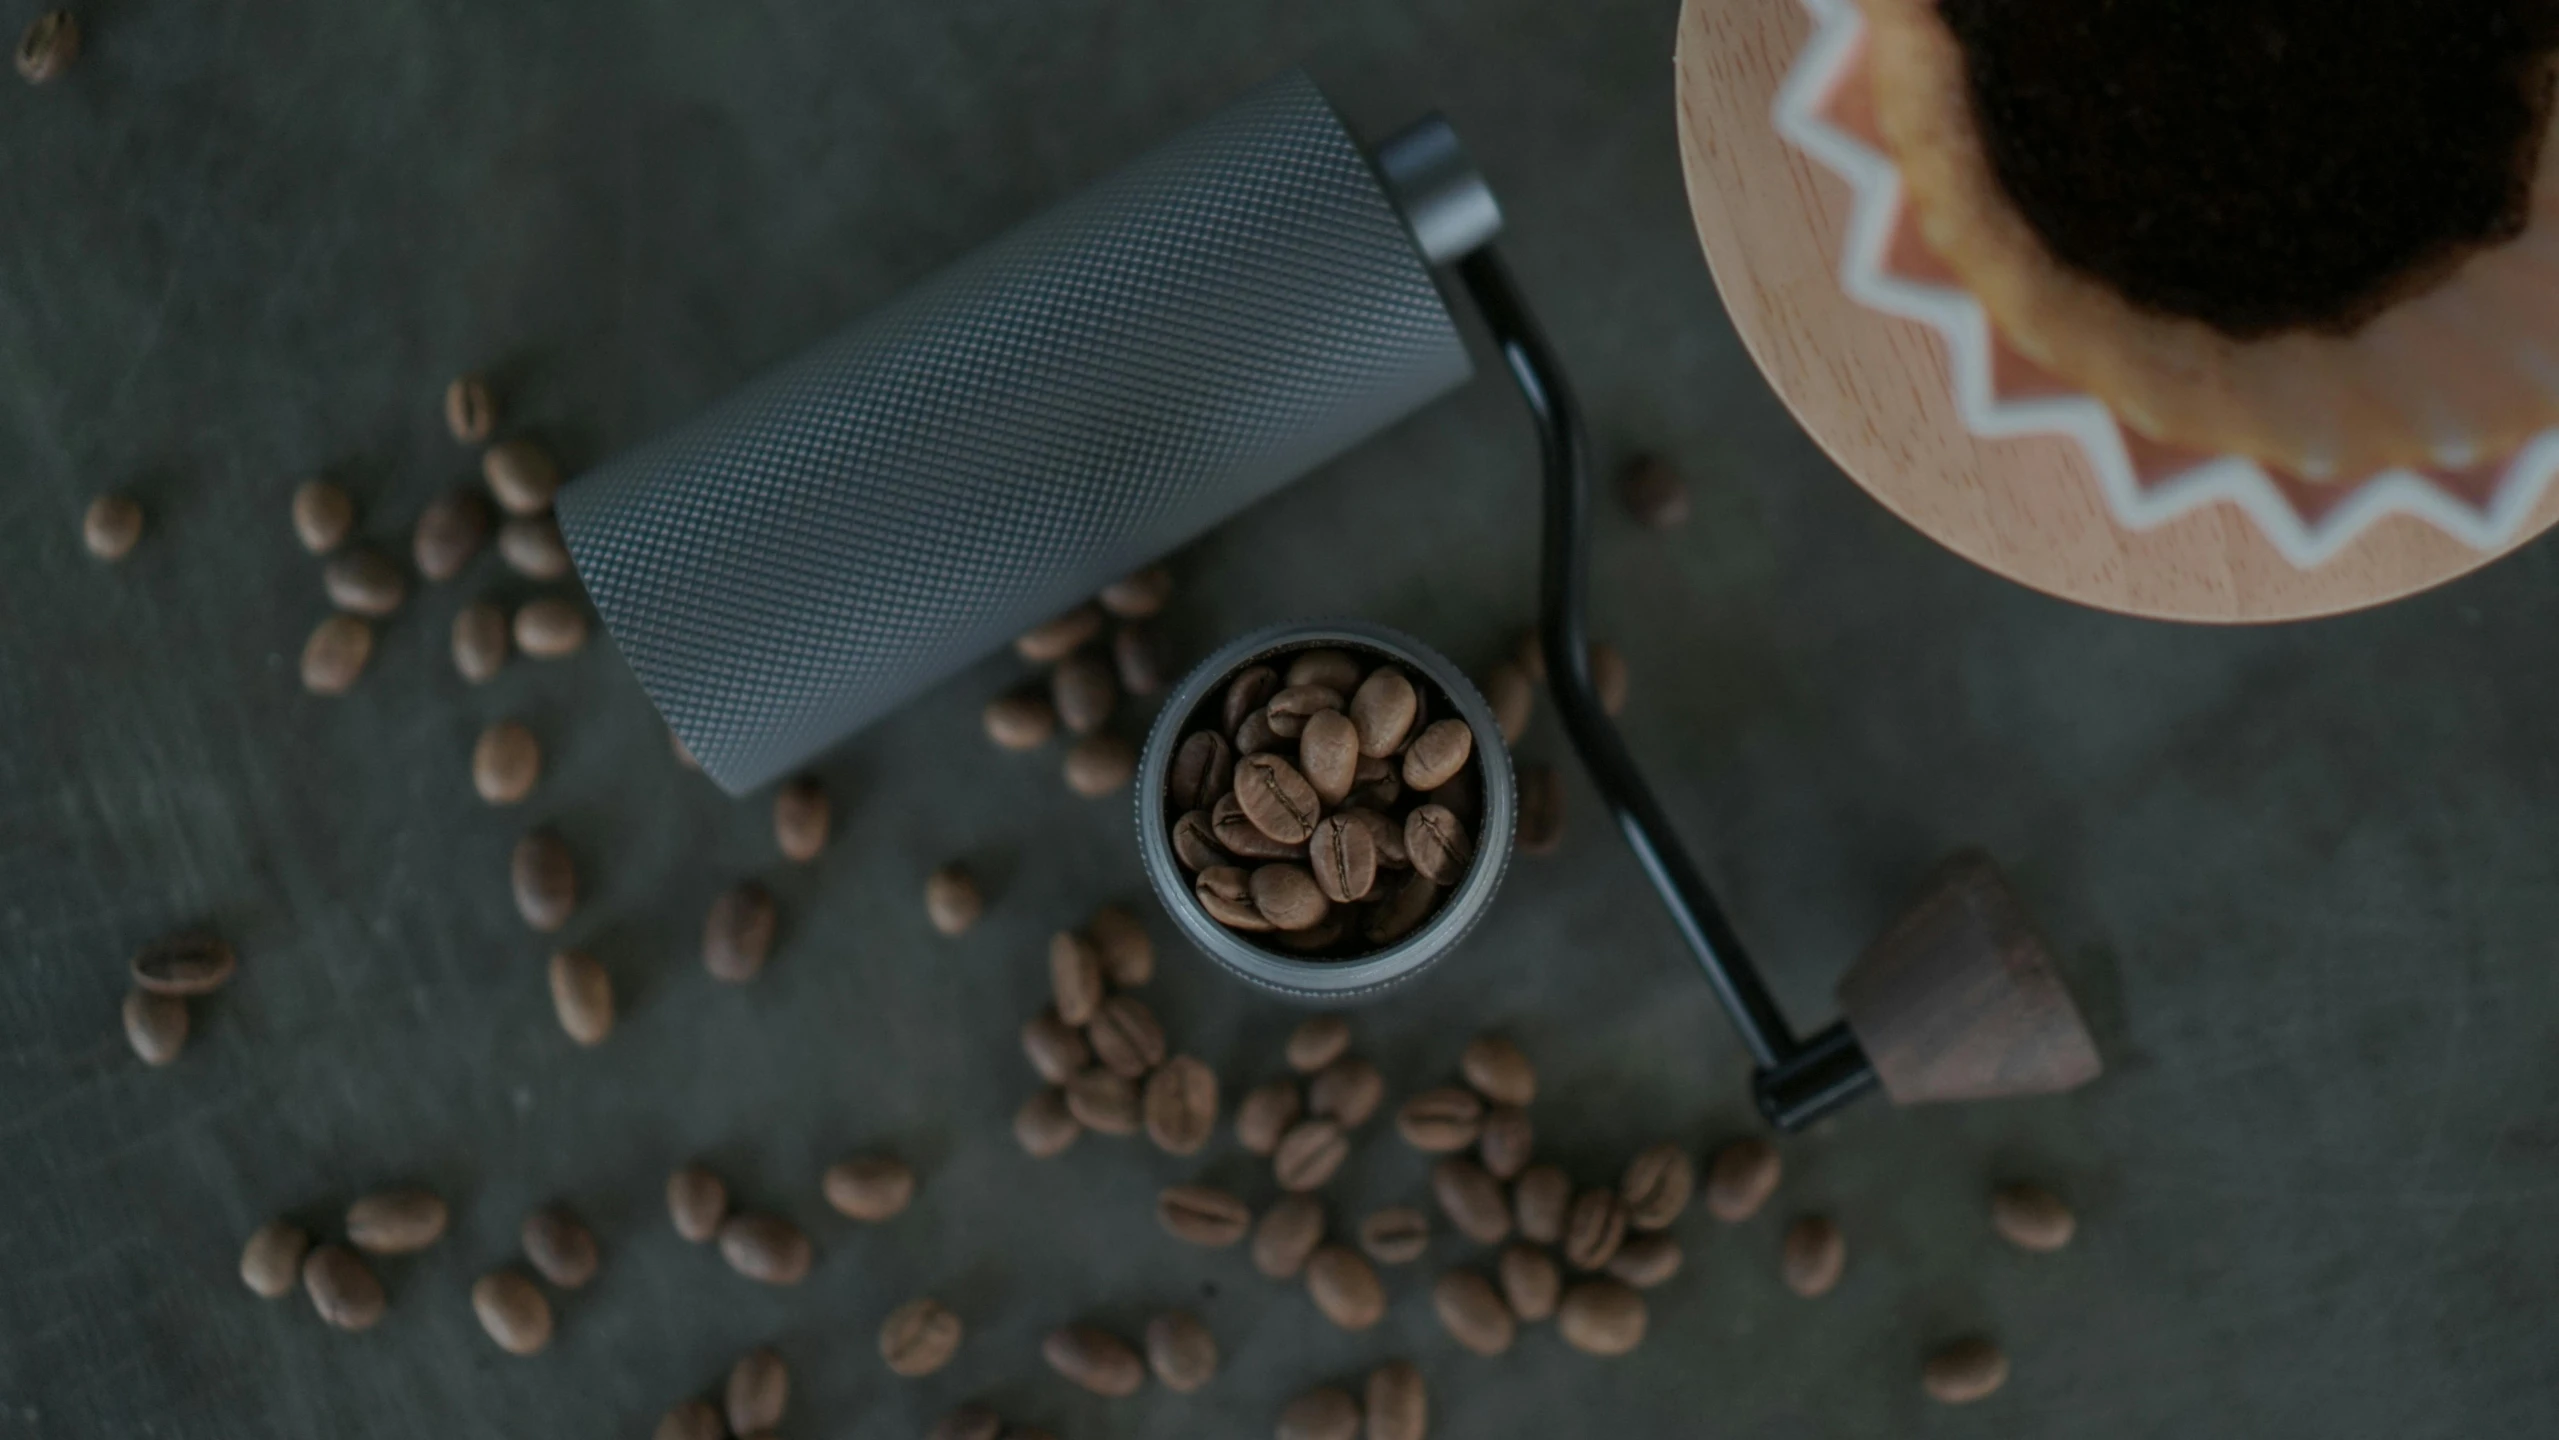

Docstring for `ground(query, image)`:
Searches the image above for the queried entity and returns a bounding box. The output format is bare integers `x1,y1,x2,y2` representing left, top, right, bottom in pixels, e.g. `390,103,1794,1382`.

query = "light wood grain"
1673,0,2559,623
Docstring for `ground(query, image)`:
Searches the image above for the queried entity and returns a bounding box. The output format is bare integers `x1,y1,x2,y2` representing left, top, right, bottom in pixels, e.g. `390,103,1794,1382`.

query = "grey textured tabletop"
7,2,2558,1438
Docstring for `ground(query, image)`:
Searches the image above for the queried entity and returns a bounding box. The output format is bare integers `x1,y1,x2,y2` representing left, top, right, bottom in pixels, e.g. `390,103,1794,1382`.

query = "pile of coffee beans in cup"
1163,645,1486,957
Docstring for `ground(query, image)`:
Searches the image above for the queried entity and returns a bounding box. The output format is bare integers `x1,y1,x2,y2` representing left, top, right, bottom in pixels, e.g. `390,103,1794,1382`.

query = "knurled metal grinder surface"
556,72,1472,794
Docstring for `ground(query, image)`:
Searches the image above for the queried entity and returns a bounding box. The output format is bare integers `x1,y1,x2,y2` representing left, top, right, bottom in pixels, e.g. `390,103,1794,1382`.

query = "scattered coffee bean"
1157,1184,1250,1246
1088,903,1154,986
1112,623,1164,697
1016,605,1103,662
472,1269,554,1355
655,1401,725,1440
1305,1243,1385,1330
1249,863,1329,931
1497,1242,1561,1322
1021,1010,1090,1084
823,1155,916,1222
1169,731,1235,814
1990,1182,2077,1252
928,1403,1002,1440
514,597,588,658
1404,806,1472,885
1088,995,1166,1078
1065,1068,1141,1135
1366,1360,1427,1440
1922,1338,2009,1404
1014,1088,1081,1157
443,375,499,444
1044,1324,1144,1396
1287,1015,1352,1072
1480,661,1534,746
547,949,614,1046
1234,1080,1301,1154
452,601,509,683
1305,813,1377,904
300,613,374,695
1364,872,1440,946
1397,1086,1485,1152
302,1243,385,1331
130,932,236,997
1512,1163,1570,1244
1274,1118,1350,1192
1052,652,1117,736
1401,720,1474,792
498,515,574,579
1608,1231,1683,1289
120,990,185,1066
1515,764,1564,854
1563,1188,1628,1271
1307,1057,1383,1128
904,865,979,941
1252,1193,1325,1279
1705,1138,1782,1222
290,479,356,555
414,489,491,580
720,1213,813,1285
666,1166,729,1242
322,547,407,618
881,1297,964,1376
1558,1279,1647,1356
473,720,540,805
1144,1310,1217,1393
1433,1269,1516,1355
1195,866,1270,930
703,883,777,981
770,777,829,862
482,438,561,516
726,1347,789,1434
984,690,1058,750
16,9,78,83
1590,641,1628,716
1236,754,1322,845
509,829,575,933
1457,1037,1537,1108
1431,1157,1511,1245
239,1220,309,1300
1780,1215,1844,1296
1478,1105,1533,1179
347,1188,448,1255
1143,1054,1218,1154
1049,931,1104,1025
1099,565,1173,619
1358,1206,1430,1265
81,493,140,560
521,1205,600,1288
1211,794,1304,861
1621,1142,1694,1230
1064,733,1136,796
1617,453,1690,529
1277,1386,1362,1440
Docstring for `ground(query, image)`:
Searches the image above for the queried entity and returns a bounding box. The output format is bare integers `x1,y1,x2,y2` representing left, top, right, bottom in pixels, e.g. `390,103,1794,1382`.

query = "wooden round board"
1673,0,2559,623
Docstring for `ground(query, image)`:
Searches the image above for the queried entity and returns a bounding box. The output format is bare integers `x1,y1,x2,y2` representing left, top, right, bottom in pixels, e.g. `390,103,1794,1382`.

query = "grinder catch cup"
555,71,2101,1130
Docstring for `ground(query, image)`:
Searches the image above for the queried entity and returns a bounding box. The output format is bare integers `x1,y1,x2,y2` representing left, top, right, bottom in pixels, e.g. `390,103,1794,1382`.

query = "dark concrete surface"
6,2,2558,1437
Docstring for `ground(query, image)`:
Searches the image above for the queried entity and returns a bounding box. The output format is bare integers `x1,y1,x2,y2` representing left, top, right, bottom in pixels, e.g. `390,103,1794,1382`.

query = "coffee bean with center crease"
1016,605,1102,662
1348,667,1418,757
1088,995,1165,1078
1236,1080,1302,1154
452,601,508,683
301,614,374,694
1145,1310,1217,1393
1609,1231,1685,1289
1499,1242,1562,1321
239,1220,310,1300
1397,1086,1484,1152
667,1166,728,1241
1274,1118,1349,1192
515,597,588,658
1172,810,1228,872
1043,1325,1144,1396
1481,661,1534,745
1563,1188,1628,1271
1277,1387,1361,1440
1513,1163,1571,1243
1287,648,1364,691
472,1269,554,1355
1222,665,1279,735
704,883,778,982
348,1188,448,1254
483,439,560,516
1113,623,1163,696
522,1205,600,1288
323,548,407,617
1432,1157,1511,1244
1050,931,1104,1025
1157,1184,1250,1246
1064,733,1136,796
1782,1216,1846,1297
1250,864,1329,931
1705,1138,1783,1222
1305,1245,1386,1330
1264,685,1345,740
1358,1206,1430,1264
726,1348,789,1434
1211,793,1304,860
1066,1068,1141,1135
1100,565,1172,619
1233,707,1282,755
1405,806,1473,885
414,489,491,580
880,1297,964,1376
1015,1089,1080,1157
1433,1269,1516,1355
1252,1193,1325,1278
302,1243,385,1331
1234,754,1321,844
984,690,1056,750
1402,719,1474,791
719,1213,813,1285
1169,730,1234,812
500,515,574,579
1364,871,1441,946
131,933,236,996
1516,763,1565,854
1342,807,1407,869
1306,813,1377,904
1461,1036,1537,1106
1478,1105,1533,1179
823,1155,916,1222
1195,867,1270,930
1366,1361,1427,1440
1307,1057,1384,1128
1621,1143,1695,1230
1345,754,1402,812
1558,1280,1647,1357
290,479,355,554
444,375,499,445
1298,710,1359,806
1022,1010,1090,1084
1088,903,1152,985
1143,1055,1218,1154
1052,653,1117,735
1288,1015,1351,1071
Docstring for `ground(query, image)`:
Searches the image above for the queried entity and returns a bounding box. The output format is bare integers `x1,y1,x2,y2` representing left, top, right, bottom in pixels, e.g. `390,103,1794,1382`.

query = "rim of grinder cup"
1135,620,1516,1003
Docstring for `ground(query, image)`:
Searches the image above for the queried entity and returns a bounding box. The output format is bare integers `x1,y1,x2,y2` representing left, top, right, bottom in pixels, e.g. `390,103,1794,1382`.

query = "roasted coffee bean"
1015,1088,1081,1157
1274,1118,1349,1192
514,597,588,658
521,1205,600,1288
347,1188,448,1254
1016,604,1103,662
1195,866,1270,930
1021,1010,1090,1084
121,988,186,1066
1401,720,1473,791
1049,931,1104,1025
1252,1193,1325,1279
323,547,407,617
1621,1143,1694,1230
1431,1157,1511,1245
1065,1068,1141,1135
1512,1163,1571,1244
1433,1269,1516,1356
703,883,777,982
1705,1138,1782,1222
473,720,540,805
1287,1015,1352,1072
1043,1324,1143,1396
1345,667,1417,757
1211,793,1304,860
1357,1206,1430,1265
1558,1280,1647,1357
1366,1360,1427,1440
1222,665,1279,734
1308,1057,1384,1128
1285,649,1363,692
1781,1216,1845,1296
1990,1183,2077,1252
1478,1105,1533,1179
1264,685,1345,739
1364,872,1440,946
81,493,140,560
1171,810,1228,872
1145,1310,1217,1393
824,1155,915,1222
414,489,490,580
720,1213,813,1285
881,1297,964,1376
1088,995,1166,1078
1064,733,1136,796
928,1403,1003,1440
1396,1086,1485,1152
1498,1242,1561,1322
302,1243,385,1331
1298,711,1360,808
1052,652,1118,735
131,933,236,997
1235,754,1322,844
452,601,508,683
239,1220,310,1299
1305,1244,1385,1330
1099,565,1173,619
1481,661,1534,745
1169,730,1234,813
924,863,981,935
1344,756,1403,812
1305,813,1377,904
770,777,829,862
1608,1231,1683,1289
1158,1184,1251,1246
1250,863,1329,931
1563,1188,1628,1271
444,375,499,445
472,1269,553,1355
1923,1338,2009,1404
655,1401,725,1440
16,10,79,83
499,514,573,579
1277,1386,1362,1440
482,438,560,516
301,613,374,694
1088,903,1153,986
1233,707,1282,755
726,1347,789,1434
1234,1081,1301,1156
667,1166,729,1241
1404,807,1472,886
291,479,355,554
1455,1035,1533,1106
548,949,614,1046
984,689,1057,750
1516,764,1564,854
1143,1055,1218,1154
1112,622,1164,697
1618,453,1690,528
